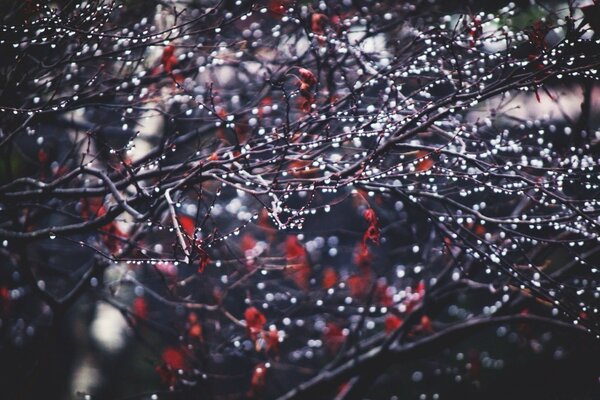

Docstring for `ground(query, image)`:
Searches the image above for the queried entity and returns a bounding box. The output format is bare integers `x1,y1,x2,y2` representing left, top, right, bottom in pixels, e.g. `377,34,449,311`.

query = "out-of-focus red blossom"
241,233,257,253
197,249,211,273
268,0,287,17
362,208,380,245
336,381,352,398
311,13,328,34
133,296,148,321
80,199,126,252
363,208,376,223
289,262,311,290
80,198,103,220
323,322,346,354
354,242,372,271
162,347,185,369
375,281,393,307
260,96,273,106
286,235,306,260
418,315,433,333
327,94,340,105
188,312,203,341
322,267,338,289
297,67,317,112
298,68,317,87
288,159,315,177
468,15,483,47
37,149,48,164
416,280,426,297
247,363,268,398
416,153,434,172
474,224,486,236
245,306,267,341
258,209,276,240
285,235,311,289
384,314,404,334
258,96,273,118
156,347,186,386
101,221,126,253
348,273,371,298
178,214,196,237
160,44,178,73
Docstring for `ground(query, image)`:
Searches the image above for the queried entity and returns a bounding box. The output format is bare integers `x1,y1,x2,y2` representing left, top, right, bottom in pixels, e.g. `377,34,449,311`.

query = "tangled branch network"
1,0,600,398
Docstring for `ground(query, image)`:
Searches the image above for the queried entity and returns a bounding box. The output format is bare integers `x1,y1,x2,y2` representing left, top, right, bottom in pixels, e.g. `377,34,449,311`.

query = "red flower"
416,151,434,172
161,45,178,73
156,347,186,386
247,363,268,398
322,267,338,289
188,313,203,341
354,242,372,271
38,149,49,164
416,280,426,297
348,273,370,298
241,233,257,253
101,221,127,253
285,235,306,260
284,236,311,289
197,249,211,273
384,315,403,334
468,15,482,48
162,347,185,370
268,0,287,17
258,209,276,240
298,68,317,87
178,214,196,237
323,322,345,354
363,208,377,223
133,296,148,321
419,315,433,333
288,262,311,290
245,306,267,340
362,208,380,245
375,281,393,307
311,13,328,34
